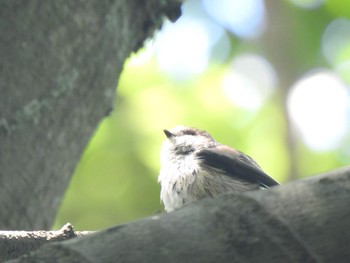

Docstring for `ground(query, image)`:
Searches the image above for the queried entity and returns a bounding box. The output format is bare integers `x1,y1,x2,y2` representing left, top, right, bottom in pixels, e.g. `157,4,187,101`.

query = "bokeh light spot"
154,0,230,80
287,70,350,151
322,18,350,65
202,0,265,39
222,54,277,111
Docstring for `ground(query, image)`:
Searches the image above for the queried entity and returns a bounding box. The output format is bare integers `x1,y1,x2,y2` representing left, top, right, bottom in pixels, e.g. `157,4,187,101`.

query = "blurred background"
54,0,350,230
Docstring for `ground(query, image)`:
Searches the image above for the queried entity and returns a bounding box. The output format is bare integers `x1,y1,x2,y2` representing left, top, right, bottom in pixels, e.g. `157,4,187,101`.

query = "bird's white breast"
158,146,202,212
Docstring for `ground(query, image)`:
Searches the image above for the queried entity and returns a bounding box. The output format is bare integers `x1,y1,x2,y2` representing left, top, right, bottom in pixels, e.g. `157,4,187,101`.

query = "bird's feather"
196,145,279,188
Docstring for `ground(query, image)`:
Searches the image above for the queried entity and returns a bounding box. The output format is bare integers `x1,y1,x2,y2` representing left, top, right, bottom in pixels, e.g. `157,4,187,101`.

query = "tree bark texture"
5,167,350,263
0,0,181,230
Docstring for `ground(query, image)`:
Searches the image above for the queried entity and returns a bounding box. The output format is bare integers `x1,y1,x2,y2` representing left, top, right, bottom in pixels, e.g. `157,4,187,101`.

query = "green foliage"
325,0,350,19
54,1,348,230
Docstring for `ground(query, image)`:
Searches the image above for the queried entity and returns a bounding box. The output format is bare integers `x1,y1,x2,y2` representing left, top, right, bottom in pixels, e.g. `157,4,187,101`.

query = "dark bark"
6,166,350,263
0,0,181,230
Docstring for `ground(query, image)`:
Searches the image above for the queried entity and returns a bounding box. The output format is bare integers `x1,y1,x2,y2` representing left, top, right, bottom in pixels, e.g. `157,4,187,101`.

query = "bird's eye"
174,145,195,155
182,130,197,136
181,149,194,155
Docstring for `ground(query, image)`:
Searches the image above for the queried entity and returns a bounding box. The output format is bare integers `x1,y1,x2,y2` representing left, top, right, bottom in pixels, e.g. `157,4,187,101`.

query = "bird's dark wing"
196,145,279,188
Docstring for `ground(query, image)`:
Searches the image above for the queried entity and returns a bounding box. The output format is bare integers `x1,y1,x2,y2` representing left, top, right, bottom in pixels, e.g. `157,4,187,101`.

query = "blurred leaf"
325,0,350,19
54,0,347,230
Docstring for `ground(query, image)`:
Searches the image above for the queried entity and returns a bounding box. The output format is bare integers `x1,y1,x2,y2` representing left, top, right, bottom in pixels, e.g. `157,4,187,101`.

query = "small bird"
158,126,279,212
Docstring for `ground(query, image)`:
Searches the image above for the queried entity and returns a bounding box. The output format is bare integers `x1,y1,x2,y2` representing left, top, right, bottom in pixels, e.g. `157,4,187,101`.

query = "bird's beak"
163,129,174,139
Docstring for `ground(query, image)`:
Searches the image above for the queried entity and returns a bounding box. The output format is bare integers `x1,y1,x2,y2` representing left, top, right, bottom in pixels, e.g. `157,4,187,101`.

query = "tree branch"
5,166,350,262
0,223,93,261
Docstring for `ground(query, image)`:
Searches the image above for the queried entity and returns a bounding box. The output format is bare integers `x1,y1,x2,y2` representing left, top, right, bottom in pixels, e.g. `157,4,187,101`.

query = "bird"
158,126,279,212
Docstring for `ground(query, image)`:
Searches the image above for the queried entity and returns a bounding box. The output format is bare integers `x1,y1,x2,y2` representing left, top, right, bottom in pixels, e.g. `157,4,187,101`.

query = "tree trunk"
0,0,181,230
